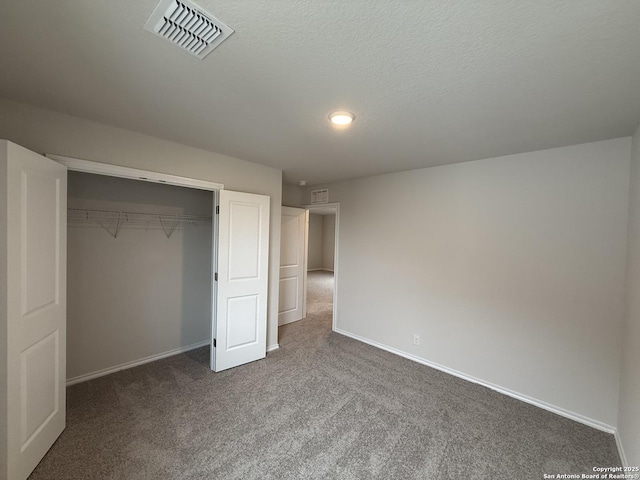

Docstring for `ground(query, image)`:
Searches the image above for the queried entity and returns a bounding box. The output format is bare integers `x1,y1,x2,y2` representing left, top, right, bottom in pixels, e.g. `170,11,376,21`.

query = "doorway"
47,154,271,375
277,202,339,348
277,202,339,329
305,204,338,330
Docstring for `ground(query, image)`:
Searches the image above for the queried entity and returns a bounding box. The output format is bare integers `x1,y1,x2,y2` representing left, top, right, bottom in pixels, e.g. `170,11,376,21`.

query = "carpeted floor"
29,270,620,479
304,270,334,319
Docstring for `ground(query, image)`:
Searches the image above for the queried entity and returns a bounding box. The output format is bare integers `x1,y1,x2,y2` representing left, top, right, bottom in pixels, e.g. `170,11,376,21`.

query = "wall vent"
311,189,329,205
144,0,234,59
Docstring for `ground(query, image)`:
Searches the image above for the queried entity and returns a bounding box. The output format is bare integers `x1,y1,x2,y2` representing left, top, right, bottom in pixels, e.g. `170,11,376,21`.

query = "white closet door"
278,207,307,325
212,190,270,372
1,140,67,480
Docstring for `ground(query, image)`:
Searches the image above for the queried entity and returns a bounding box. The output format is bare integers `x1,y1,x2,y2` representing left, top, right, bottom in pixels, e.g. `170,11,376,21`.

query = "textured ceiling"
1,1,640,185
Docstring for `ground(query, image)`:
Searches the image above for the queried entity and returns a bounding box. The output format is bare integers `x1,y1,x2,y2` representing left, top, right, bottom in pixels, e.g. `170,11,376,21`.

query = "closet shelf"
68,208,211,239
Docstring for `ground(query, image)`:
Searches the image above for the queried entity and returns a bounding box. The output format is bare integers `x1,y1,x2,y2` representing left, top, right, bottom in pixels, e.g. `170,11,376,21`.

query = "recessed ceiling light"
329,111,355,126
299,180,308,186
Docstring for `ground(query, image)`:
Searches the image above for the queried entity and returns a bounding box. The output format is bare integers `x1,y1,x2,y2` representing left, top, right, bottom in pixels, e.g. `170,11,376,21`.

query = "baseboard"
334,328,616,434
614,429,629,468
66,340,210,386
307,268,323,272
266,343,280,352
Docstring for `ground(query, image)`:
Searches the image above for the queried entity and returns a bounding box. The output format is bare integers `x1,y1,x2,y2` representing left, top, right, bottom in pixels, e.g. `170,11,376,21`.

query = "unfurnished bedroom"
1,1,640,479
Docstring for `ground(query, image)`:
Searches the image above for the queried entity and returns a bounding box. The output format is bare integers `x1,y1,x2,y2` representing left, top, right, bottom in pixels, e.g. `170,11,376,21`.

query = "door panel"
228,203,261,279
226,295,258,348
278,207,306,325
1,140,67,480
21,331,59,447
278,277,298,312
213,190,269,372
23,172,60,315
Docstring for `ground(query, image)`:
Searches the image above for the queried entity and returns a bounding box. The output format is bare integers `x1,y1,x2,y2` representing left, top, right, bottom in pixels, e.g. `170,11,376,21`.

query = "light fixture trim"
329,110,355,126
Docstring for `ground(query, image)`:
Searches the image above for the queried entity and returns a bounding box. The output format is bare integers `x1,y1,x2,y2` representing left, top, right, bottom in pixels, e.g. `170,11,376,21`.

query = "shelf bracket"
159,215,179,239
96,212,123,239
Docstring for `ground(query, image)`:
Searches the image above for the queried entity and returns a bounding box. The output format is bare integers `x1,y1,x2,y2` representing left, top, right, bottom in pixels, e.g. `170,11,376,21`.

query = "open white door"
212,190,270,372
1,141,67,480
278,207,307,325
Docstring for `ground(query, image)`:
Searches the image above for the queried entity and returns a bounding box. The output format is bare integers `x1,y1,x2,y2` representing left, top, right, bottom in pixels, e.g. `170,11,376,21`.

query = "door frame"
303,202,339,331
46,156,224,191
46,154,224,371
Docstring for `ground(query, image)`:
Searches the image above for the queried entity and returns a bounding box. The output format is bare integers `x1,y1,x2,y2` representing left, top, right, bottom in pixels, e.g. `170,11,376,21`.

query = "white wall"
308,214,324,270
304,138,630,428
66,172,212,380
618,124,640,466
0,97,282,350
322,215,335,271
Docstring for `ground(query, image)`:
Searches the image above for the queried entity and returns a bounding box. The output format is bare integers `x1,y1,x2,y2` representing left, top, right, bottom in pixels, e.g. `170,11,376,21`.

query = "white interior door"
278,207,307,325
212,190,270,372
1,140,67,480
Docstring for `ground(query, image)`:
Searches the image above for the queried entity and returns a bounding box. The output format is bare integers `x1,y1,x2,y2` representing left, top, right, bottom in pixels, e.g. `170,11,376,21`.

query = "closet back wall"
67,172,213,381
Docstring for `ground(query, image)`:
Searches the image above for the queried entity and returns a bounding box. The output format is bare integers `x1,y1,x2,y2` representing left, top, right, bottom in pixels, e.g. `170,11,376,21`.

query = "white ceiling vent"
144,0,234,59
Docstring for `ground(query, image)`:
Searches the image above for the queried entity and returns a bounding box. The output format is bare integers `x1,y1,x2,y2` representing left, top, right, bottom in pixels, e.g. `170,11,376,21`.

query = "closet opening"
66,170,216,385
2,144,273,477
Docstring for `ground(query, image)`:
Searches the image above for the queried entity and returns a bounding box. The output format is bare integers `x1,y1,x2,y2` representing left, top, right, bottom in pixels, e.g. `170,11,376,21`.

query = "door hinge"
214,272,218,281
216,205,219,214
213,338,216,348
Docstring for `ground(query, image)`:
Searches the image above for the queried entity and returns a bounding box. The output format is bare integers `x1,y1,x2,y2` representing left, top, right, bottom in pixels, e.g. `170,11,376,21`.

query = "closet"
1,141,270,479
66,171,213,384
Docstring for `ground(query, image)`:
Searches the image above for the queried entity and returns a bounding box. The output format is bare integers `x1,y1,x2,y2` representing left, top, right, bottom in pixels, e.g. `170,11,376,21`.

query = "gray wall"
307,214,323,270
0,97,282,350
619,124,640,465
0,145,7,475
67,172,212,380
282,184,303,207
304,138,630,428
322,215,335,271
308,213,336,271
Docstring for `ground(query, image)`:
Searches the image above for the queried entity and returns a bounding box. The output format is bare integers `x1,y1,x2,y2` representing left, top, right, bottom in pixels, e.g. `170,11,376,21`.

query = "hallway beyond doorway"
306,271,334,319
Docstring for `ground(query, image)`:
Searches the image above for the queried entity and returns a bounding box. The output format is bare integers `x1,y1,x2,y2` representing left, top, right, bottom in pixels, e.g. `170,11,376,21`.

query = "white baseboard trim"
66,340,210,386
307,268,323,272
266,343,280,352
614,429,628,468
334,328,616,434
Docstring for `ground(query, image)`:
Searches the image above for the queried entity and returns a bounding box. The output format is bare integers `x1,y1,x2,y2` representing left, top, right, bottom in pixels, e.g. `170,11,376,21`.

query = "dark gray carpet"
30,271,620,479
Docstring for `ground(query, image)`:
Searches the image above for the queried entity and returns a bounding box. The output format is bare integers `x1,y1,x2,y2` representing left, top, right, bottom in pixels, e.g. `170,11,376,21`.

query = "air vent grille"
144,0,233,59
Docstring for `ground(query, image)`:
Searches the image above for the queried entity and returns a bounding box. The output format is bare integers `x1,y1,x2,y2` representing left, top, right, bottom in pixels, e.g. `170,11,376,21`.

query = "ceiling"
1,1,640,186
